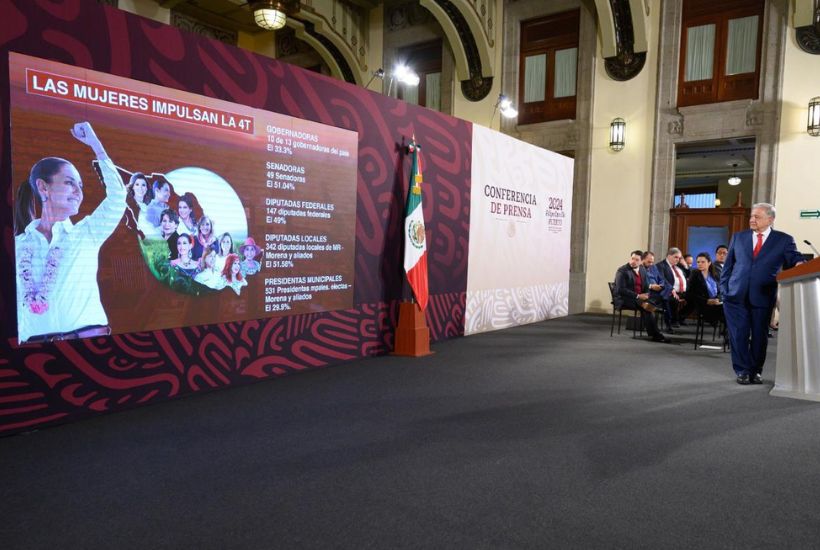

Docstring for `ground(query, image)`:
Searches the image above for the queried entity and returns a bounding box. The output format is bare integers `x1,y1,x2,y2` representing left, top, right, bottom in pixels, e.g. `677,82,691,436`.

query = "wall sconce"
491,94,518,125
728,163,741,186
714,198,721,207
252,1,299,31
808,96,820,136
365,65,419,96
609,118,625,151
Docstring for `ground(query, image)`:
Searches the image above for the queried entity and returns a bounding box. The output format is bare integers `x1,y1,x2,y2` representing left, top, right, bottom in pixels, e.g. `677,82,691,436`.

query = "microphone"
804,239,820,257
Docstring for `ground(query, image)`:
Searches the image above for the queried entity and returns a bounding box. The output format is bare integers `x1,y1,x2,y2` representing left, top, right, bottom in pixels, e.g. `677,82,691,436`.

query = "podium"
770,258,820,401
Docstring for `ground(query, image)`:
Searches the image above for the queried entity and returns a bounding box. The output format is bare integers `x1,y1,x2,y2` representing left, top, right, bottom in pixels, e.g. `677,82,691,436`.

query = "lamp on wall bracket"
728,163,741,186
609,118,625,151
251,1,300,31
808,96,820,136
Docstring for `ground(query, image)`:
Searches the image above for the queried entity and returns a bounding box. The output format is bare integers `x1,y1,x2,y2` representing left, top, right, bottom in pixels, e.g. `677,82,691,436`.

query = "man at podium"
720,203,803,385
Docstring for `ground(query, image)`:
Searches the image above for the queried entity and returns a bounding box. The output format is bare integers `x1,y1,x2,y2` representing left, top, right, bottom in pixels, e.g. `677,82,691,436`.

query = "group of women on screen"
13,120,267,343
125,175,262,296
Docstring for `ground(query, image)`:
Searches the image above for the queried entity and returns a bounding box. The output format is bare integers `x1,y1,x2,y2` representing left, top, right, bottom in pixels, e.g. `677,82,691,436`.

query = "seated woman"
194,247,225,290
169,233,198,277
192,215,217,260
214,231,234,272
240,237,262,277
221,253,247,296
686,252,723,324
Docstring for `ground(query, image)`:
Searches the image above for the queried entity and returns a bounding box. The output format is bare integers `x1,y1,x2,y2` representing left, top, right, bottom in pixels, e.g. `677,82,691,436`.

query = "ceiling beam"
159,0,187,8
342,0,379,8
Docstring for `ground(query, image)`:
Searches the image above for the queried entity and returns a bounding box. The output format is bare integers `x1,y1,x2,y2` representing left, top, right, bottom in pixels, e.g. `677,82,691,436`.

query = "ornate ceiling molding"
596,0,647,81
171,11,238,45
289,0,369,84
287,18,356,83
419,0,495,101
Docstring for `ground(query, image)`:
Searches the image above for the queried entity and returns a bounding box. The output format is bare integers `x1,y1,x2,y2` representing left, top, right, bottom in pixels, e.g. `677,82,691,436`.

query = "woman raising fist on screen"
14,121,126,344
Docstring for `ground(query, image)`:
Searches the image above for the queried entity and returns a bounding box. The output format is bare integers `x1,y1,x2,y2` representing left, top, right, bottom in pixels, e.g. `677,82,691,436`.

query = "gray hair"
666,247,681,256
752,202,776,219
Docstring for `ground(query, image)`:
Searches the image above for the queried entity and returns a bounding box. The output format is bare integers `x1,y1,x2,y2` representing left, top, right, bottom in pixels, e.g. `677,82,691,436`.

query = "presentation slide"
10,53,358,344
465,125,574,335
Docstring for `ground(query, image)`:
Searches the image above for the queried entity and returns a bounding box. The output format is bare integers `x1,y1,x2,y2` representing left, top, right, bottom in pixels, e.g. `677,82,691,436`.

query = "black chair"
693,305,728,351
609,282,641,338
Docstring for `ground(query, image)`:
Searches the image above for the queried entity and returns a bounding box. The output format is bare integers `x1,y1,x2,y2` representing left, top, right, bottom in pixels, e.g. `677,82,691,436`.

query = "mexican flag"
403,140,429,311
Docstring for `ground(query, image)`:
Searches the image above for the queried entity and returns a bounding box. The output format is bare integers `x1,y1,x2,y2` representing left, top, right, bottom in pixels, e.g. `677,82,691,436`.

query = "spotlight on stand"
393,64,420,87
498,95,518,118
388,64,420,96
366,65,420,95
365,68,386,89
491,94,518,125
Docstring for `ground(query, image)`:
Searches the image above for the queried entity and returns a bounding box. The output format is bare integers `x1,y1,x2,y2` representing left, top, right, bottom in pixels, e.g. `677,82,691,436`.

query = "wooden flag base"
392,301,433,357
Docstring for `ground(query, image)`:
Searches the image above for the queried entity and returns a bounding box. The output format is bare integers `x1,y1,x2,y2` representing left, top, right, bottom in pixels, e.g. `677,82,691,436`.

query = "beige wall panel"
118,0,171,24
773,32,820,249
585,0,659,313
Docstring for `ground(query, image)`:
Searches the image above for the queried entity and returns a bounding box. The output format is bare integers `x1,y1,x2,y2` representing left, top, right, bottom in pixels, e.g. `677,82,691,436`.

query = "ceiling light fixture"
252,1,299,31
728,163,741,186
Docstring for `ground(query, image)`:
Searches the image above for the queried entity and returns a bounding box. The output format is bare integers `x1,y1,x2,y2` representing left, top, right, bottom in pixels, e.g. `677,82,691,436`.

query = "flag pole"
393,134,432,357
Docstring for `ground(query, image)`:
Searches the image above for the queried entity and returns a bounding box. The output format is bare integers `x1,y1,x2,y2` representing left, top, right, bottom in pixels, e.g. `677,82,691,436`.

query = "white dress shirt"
667,259,687,293
16,158,126,343
753,226,772,252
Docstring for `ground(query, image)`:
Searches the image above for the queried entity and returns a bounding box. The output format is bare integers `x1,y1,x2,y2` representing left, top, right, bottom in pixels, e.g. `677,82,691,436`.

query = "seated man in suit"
641,250,665,304
615,250,670,343
656,247,689,331
713,244,728,278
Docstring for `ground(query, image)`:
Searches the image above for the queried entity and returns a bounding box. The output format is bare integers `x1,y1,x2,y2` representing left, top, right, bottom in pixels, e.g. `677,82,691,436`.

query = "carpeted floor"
2,314,820,549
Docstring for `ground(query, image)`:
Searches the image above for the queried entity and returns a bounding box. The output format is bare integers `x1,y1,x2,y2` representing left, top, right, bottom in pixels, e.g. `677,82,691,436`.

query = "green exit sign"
800,210,820,219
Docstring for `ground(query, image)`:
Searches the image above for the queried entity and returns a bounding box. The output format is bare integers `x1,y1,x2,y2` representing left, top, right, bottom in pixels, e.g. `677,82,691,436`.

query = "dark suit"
645,264,664,304
614,264,662,338
720,228,802,377
656,259,688,327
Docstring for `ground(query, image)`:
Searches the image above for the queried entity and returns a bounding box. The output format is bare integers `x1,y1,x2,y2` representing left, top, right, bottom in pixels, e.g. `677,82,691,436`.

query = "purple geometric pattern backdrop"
0,0,471,435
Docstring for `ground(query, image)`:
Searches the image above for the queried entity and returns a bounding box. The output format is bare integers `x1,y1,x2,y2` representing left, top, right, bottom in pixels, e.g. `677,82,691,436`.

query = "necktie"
753,233,763,258
672,265,684,293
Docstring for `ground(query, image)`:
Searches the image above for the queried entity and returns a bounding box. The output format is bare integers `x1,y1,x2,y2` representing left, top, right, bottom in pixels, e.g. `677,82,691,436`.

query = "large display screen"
10,53,358,344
